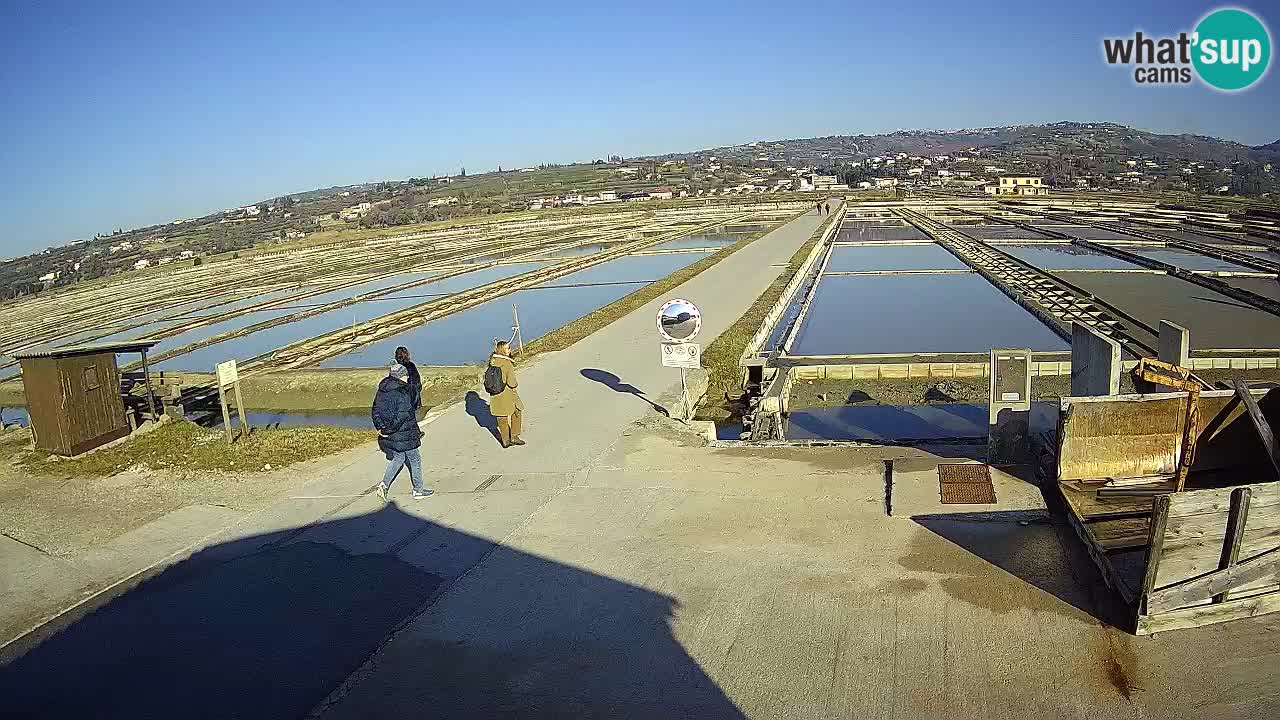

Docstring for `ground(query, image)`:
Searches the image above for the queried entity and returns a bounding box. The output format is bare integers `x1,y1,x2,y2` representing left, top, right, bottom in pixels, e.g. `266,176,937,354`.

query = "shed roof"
13,340,161,360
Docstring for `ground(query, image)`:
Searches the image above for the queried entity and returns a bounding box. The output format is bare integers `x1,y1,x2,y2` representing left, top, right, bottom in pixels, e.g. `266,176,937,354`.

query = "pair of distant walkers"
371,341,524,502
815,201,831,215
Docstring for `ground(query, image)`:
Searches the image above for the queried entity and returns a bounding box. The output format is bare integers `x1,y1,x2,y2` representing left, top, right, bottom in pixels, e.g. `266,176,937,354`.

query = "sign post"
657,299,703,419
215,359,247,444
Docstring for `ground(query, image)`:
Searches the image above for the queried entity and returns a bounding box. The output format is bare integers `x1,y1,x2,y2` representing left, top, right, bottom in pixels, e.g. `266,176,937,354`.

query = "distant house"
179,250,196,259
811,175,837,191
873,178,899,189
986,176,1048,196
133,259,151,270
650,187,674,200
907,167,925,177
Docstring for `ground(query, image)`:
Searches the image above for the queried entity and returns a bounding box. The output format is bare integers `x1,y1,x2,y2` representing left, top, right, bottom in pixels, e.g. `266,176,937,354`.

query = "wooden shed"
13,341,159,456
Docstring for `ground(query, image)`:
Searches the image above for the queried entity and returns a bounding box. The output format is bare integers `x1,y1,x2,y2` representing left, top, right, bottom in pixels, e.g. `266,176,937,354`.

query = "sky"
2,0,1277,256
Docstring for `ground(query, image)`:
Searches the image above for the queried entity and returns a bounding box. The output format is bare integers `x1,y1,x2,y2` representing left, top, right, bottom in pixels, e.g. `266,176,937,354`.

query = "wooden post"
232,380,248,440
215,360,241,444
1232,380,1280,478
219,383,233,444
140,349,158,421
1214,487,1252,604
1139,494,1172,616
512,304,523,354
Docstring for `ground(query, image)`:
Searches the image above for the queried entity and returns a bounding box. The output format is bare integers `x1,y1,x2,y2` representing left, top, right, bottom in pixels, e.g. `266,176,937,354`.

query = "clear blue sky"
2,0,1276,256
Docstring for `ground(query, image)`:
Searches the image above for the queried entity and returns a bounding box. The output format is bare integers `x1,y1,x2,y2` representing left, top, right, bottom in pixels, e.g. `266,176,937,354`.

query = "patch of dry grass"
6,420,372,478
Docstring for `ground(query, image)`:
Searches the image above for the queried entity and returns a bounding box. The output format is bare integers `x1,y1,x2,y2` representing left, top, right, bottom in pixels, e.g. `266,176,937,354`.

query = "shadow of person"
1,503,746,720
463,390,501,444
580,368,669,417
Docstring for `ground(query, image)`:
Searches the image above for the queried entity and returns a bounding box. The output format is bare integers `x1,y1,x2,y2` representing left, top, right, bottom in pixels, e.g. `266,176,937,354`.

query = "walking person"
373,363,431,501
394,345,422,412
824,202,831,215
485,340,524,448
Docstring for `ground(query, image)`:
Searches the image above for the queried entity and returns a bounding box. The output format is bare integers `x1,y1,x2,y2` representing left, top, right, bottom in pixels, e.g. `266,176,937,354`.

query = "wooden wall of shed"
20,357,69,454
60,352,127,455
19,352,128,456
1057,390,1252,483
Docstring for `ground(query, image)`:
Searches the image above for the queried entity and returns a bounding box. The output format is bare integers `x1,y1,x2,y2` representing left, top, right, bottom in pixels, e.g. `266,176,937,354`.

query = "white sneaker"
376,483,389,503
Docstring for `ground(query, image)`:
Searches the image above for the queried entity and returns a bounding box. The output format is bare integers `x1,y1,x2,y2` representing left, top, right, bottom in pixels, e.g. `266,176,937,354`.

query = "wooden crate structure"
14,341,159,456
1047,388,1280,633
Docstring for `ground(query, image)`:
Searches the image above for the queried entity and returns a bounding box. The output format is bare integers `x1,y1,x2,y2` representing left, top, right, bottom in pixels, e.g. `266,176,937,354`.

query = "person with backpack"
485,340,524,448
394,345,422,412
373,363,431,501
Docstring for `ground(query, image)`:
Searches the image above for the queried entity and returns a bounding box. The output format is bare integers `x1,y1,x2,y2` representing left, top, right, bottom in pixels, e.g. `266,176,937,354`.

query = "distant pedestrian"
824,202,831,214
816,201,823,215
373,363,430,501
485,340,524,448
394,345,422,411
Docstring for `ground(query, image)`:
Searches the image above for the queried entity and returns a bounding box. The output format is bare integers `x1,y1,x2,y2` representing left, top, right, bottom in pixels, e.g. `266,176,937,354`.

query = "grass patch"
519,215,797,358
695,210,841,423
5,420,373,478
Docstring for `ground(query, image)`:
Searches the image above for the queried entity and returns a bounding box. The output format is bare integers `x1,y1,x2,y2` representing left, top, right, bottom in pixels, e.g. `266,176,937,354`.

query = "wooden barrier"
1049,388,1280,633
1139,483,1280,633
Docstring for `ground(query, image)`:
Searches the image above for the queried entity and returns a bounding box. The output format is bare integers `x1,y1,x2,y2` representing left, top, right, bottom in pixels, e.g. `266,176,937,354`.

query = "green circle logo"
1193,8,1272,90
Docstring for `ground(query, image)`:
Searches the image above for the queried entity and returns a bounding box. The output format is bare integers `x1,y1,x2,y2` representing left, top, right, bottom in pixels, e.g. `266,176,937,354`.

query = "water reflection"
825,244,966,272
790,274,1068,356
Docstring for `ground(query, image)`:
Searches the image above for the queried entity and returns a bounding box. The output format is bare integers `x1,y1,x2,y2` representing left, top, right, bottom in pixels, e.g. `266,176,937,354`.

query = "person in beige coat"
488,341,524,447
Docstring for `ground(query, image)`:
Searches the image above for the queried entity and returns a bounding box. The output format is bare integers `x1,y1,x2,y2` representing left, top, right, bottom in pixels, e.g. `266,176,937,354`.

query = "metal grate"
938,464,997,504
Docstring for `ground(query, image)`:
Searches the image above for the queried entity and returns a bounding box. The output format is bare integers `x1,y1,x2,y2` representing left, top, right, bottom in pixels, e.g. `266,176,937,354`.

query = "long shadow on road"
1,503,744,719
464,390,502,445
580,368,669,417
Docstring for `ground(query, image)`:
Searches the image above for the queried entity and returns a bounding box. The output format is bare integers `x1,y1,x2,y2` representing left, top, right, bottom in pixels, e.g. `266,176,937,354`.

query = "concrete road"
412,201,835,485
6,200,1279,720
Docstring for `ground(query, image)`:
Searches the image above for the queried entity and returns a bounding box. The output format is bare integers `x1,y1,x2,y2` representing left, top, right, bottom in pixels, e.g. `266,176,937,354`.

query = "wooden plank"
1147,547,1280,614
1216,487,1253,603
1138,586,1280,635
1165,481,1280,517
1089,517,1152,551
1140,494,1172,614
1060,480,1155,521
1232,380,1280,479
1154,482,1280,593
1062,488,1138,605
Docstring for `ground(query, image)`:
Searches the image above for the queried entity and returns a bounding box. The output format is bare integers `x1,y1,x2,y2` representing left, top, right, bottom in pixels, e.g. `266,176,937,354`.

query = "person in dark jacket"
372,363,430,501
394,346,422,412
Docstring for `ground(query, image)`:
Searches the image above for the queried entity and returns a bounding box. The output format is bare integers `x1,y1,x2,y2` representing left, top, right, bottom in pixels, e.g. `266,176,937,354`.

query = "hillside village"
3,122,1277,302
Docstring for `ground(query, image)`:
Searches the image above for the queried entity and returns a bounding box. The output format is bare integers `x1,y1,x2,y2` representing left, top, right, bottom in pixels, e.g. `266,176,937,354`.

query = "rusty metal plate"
938,463,992,484
940,482,998,504
939,464,996,504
